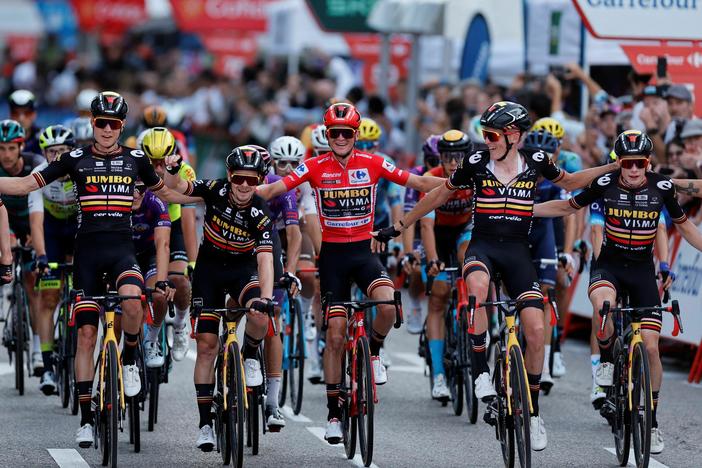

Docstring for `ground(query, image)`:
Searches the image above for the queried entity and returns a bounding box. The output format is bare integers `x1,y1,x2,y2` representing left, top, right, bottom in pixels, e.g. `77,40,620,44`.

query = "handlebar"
196,300,277,335
597,299,683,338
467,291,559,329
426,266,459,296
321,290,403,331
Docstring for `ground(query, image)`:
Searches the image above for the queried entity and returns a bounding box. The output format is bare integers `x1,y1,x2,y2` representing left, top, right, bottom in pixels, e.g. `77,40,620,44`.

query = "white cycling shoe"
551,351,566,377
651,427,664,454
474,372,497,401
123,364,141,397
172,325,189,361
431,374,450,400
144,340,165,368
244,359,263,387
595,362,614,387
530,416,548,451
76,423,94,448
324,418,342,444
196,425,215,452
371,356,387,385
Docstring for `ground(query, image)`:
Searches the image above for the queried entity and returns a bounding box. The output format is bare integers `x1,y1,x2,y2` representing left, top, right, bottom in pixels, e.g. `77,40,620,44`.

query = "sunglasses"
94,118,124,130
328,128,355,140
230,174,261,186
275,160,299,170
440,152,463,162
482,129,502,143
355,140,377,151
619,158,649,169
134,184,147,194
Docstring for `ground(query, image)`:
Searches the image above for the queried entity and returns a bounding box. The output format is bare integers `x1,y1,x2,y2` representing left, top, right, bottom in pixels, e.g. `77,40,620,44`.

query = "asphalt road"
1,307,701,468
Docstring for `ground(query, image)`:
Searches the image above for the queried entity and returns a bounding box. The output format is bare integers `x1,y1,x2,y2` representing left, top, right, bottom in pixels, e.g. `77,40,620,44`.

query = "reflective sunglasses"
94,118,124,130
275,160,300,170
440,152,463,163
134,184,147,194
482,129,502,143
355,140,377,151
328,128,355,140
619,157,649,169
230,174,261,186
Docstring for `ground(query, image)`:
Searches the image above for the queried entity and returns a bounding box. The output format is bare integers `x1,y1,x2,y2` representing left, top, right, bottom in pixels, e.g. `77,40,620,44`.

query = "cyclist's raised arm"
0,174,40,195
533,199,576,218
543,172,613,218
674,219,702,251
27,186,46,259
257,179,289,201
556,162,617,191
399,182,453,233
252,198,276,299
405,173,444,193
672,178,702,197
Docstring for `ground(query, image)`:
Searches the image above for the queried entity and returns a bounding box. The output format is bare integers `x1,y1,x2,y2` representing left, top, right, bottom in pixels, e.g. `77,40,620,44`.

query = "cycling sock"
326,383,342,420
41,342,54,373
428,339,445,376
652,391,659,428
527,373,541,416
242,333,262,360
299,295,312,316
174,305,189,328
469,332,489,376
195,383,214,428
33,334,41,354
266,375,281,410
77,380,93,426
369,329,386,356
597,335,614,363
590,354,600,382
543,345,551,375
122,331,139,365
145,324,160,343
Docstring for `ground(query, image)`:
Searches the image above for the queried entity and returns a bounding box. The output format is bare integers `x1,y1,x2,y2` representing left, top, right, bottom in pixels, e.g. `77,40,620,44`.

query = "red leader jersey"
281,150,410,242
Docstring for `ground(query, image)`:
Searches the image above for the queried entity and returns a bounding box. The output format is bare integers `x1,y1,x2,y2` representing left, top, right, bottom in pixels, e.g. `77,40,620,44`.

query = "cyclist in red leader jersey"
257,103,443,443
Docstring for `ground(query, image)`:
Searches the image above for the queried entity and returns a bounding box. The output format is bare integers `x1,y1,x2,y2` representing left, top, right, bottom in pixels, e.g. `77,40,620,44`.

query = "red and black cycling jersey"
420,166,472,227
33,145,163,235
281,150,410,242
570,170,686,260
186,179,274,258
447,149,563,239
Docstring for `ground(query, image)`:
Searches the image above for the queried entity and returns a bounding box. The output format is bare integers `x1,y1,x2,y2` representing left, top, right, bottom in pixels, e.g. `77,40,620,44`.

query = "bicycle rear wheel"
492,342,515,468
227,343,245,468
13,281,25,395
631,342,652,468
128,395,140,452
343,346,357,460
509,346,531,468
356,336,375,467
101,341,119,468
148,368,159,431
280,309,289,409
611,338,630,467
246,386,260,454
290,298,305,415
447,307,463,414
460,305,478,424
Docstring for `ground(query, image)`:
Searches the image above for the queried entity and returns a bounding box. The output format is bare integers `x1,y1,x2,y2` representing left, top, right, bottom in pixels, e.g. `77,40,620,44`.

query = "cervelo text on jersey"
33,145,163,235
420,166,472,227
185,179,274,257
447,149,563,239
281,151,409,242
570,170,686,260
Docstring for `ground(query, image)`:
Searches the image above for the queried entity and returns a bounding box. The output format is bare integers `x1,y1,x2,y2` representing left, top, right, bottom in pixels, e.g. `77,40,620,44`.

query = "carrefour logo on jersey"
349,168,370,184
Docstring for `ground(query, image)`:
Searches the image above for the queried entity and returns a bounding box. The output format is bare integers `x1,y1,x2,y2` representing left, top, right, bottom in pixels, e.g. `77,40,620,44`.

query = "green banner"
306,0,377,33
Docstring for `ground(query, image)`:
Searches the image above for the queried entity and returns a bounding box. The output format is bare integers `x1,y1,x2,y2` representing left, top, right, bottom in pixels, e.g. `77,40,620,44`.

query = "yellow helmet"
141,127,176,160
300,123,316,150
357,118,382,141
532,117,565,140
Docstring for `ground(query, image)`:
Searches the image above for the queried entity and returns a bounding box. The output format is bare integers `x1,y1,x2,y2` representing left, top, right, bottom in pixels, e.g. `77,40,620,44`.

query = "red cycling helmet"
323,103,361,129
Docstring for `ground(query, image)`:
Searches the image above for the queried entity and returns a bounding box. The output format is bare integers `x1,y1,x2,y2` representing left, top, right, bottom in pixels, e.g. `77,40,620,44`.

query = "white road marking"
306,427,380,468
47,449,90,468
0,362,14,376
386,365,424,374
604,447,669,468
281,405,312,422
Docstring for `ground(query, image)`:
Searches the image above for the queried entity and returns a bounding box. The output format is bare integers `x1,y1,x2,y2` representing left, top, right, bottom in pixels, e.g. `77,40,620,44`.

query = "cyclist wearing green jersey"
141,127,198,362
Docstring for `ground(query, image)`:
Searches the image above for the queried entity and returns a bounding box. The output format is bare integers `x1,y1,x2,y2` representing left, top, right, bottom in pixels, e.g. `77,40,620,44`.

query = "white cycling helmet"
76,89,98,113
270,136,306,162
311,125,330,153
69,117,93,144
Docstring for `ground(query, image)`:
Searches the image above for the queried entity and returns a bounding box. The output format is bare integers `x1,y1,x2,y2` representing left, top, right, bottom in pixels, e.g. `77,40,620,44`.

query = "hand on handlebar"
0,264,11,284
155,279,176,302
659,262,675,290
401,253,419,276
559,252,575,275
32,254,50,275
426,259,444,277
282,271,302,297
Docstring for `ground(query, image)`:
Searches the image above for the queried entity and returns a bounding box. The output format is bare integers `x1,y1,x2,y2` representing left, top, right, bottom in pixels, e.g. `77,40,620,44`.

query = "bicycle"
192,301,275,467
472,273,558,468
1,245,33,395
147,302,175,432
246,343,267,456
71,290,149,468
278,277,306,415
322,290,403,468
423,267,477,423
597,295,683,468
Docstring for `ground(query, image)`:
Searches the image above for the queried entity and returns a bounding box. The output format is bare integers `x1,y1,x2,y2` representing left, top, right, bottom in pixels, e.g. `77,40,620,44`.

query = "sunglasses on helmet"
619,157,649,170
94,118,124,130
328,128,355,140
230,174,261,186
275,160,300,170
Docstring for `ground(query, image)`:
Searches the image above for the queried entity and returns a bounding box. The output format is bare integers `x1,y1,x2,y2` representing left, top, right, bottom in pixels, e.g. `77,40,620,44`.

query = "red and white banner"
199,30,260,78
70,0,147,33
170,0,273,32
344,34,412,93
6,35,39,62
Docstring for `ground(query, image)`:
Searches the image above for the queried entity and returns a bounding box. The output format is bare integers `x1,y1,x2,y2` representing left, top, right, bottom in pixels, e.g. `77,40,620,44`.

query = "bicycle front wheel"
356,336,375,467
460,305,478,424
611,338,630,466
227,343,245,468
148,368,159,431
343,347,357,460
101,341,119,468
508,346,531,468
246,386,260,455
13,281,26,395
290,298,305,415
631,341,652,468
492,342,515,468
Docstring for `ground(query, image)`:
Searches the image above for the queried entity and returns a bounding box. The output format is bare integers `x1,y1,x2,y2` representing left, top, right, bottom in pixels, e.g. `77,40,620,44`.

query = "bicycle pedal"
591,397,605,411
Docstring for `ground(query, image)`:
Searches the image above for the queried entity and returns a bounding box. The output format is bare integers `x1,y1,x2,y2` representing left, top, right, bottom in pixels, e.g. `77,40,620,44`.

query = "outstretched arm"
0,175,40,196
675,219,702,252
556,163,617,192
256,180,288,201
399,183,453,232
533,199,578,218
672,179,702,197
405,173,445,193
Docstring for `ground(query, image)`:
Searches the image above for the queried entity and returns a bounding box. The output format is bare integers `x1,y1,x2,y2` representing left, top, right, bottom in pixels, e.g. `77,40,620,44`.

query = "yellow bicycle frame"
504,314,534,415
626,321,653,412
222,318,248,411
98,310,125,411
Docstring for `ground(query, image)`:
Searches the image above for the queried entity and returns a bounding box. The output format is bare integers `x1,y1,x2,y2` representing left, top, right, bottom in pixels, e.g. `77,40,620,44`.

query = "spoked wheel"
459,305,478,424
227,344,245,468
630,342,652,468
128,396,140,452
246,386,260,455
13,283,26,395
492,343,515,468
356,336,375,467
611,339,631,467
101,341,119,467
290,298,305,415
508,346,531,468
446,311,462,414
280,316,289,409
148,368,160,431
68,326,79,415
343,347,357,460
216,393,229,465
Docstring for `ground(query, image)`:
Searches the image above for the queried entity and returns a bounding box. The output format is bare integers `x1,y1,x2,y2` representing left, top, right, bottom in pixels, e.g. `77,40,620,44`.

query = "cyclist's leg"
168,219,191,329
588,266,619,368
355,248,395,358
462,239,492,381
140,252,166,343
264,233,285,414
111,251,146,368
21,246,42,371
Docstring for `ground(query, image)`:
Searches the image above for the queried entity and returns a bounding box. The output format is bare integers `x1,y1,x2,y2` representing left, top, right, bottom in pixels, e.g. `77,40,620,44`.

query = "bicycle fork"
504,315,533,415
626,323,652,412
222,322,248,411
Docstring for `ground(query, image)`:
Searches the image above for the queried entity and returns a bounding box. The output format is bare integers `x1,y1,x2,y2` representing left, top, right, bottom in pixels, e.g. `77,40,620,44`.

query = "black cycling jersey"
447,149,563,240
33,145,163,235
185,179,274,259
570,170,686,261
0,151,44,239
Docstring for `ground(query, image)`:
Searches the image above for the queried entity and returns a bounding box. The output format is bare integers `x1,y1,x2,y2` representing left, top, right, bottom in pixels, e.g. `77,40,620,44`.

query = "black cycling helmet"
613,130,653,157
91,91,129,120
225,146,268,175
437,130,473,154
480,101,531,133
522,129,559,154
245,144,272,173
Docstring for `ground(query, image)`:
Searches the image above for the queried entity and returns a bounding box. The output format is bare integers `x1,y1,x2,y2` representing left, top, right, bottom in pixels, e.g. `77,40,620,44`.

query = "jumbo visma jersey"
33,145,164,235
447,149,563,240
